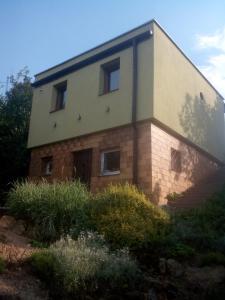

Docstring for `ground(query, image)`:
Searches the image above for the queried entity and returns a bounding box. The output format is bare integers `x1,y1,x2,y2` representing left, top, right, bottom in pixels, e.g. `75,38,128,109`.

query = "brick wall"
29,122,152,196
151,123,220,205
29,121,220,206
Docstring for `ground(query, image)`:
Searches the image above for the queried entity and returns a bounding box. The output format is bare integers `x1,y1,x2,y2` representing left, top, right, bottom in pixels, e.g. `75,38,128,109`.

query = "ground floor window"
101,149,120,175
171,148,181,172
41,156,53,176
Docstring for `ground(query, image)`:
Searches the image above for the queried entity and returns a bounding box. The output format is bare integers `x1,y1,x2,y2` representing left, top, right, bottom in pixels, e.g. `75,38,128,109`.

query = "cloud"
195,28,225,98
196,28,225,52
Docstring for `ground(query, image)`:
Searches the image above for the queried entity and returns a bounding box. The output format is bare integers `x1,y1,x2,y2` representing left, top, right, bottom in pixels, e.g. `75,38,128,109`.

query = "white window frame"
101,149,120,176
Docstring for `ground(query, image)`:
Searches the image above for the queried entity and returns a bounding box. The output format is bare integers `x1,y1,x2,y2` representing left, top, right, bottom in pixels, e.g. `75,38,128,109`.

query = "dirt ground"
0,215,49,300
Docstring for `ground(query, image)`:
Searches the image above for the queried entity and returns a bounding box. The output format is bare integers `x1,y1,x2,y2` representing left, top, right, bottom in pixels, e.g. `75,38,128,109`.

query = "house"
28,20,225,206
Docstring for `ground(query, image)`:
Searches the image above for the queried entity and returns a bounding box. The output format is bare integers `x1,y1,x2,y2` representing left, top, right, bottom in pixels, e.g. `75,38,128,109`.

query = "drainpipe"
132,38,138,185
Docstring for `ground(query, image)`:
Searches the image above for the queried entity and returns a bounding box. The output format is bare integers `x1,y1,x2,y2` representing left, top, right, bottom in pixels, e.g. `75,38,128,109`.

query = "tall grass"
7,180,90,241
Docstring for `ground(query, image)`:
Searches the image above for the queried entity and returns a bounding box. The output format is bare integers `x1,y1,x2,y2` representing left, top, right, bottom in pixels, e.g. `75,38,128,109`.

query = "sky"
0,0,225,96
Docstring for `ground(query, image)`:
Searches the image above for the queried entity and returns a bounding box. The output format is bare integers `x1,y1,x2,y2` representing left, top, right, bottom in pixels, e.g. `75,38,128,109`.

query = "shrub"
167,243,195,260
88,184,170,248
169,189,225,252
199,252,225,267
0,257,5,274
30,251,60,283
30,232,140,298
7,180,90,241
166,192,182,202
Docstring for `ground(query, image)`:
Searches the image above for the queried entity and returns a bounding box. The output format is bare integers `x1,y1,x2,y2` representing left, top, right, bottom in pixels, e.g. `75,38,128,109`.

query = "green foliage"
7,180,90,241
166,192,182,202
199,252,225,267
0,256,5,274
0,68,32,203
89,184,170,248
30,240,48,248
169,189,225,252
30,233,140,298
30,251,60,282
167,243,195,260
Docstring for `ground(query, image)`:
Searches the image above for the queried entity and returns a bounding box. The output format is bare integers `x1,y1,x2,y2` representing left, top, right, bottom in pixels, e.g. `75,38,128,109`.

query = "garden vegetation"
7,181,225,298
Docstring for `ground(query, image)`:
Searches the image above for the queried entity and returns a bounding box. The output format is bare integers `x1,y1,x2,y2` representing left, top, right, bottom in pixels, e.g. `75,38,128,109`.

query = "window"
53,81,67,111
101,59,120,94
101,150,120,175
42,157,53,176
171,148,181,172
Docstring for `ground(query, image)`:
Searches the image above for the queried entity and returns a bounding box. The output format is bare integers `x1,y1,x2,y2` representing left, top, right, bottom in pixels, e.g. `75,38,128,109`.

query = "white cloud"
195,28,225,98
196,28,225,52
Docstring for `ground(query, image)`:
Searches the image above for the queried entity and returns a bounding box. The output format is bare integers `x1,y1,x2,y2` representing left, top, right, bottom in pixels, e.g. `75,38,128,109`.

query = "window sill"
99,171,120,177
49,108,65,113
99,88,119,96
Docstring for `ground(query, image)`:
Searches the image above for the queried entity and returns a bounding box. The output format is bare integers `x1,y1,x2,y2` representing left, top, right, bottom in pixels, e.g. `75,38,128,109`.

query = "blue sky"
1,0,225,96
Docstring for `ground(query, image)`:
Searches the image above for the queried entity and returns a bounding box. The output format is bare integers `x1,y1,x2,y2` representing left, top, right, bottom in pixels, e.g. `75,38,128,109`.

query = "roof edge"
152,20,224,100
35,19,155,77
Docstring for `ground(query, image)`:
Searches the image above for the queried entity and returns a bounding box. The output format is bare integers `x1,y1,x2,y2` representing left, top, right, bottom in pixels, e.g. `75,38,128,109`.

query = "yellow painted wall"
153,22,225,162
28,21,225,163
28,33,154,148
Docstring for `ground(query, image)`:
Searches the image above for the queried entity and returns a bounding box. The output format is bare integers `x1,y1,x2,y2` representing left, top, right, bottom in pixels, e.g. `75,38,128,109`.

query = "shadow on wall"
176,93,222,183
151,182,161,205
153,93,223,206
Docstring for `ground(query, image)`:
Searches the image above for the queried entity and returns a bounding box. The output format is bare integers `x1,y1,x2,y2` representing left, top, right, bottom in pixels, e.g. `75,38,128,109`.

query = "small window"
200,92,204,101
101,150,120,175
101,59,120,94
53,81,67,111
41,157,53,176
171,148,181,172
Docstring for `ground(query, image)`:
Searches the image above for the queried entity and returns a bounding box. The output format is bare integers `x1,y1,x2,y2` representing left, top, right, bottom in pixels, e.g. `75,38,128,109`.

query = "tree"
0,68,33,203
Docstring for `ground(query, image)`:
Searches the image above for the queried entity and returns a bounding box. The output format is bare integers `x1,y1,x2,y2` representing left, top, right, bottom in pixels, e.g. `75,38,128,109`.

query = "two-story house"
28,20,225,205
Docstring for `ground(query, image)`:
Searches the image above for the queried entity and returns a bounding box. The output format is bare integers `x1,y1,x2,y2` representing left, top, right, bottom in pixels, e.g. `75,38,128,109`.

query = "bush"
169,189,225,252
7,180,90,241
30,251,60,282
0,257,5,274
167,243,195,260
88,184,170,248
199,252,225,267
30,232,140,298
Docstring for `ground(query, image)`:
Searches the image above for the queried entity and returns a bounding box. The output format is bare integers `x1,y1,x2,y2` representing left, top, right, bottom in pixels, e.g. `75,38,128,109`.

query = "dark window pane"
109,69,119,91
101,59,120,94
54,82,67,110
42,157,53,175
103,151,120,174
171,148,181,172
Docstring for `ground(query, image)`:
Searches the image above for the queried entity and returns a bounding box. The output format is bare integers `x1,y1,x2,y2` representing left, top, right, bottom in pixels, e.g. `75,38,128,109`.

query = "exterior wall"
29,122,152,196
153,22,225,162
28,31,154,149
151,123,220,205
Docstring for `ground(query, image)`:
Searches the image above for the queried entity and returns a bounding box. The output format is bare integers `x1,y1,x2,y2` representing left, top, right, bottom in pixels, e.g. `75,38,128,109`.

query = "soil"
0,215,49,300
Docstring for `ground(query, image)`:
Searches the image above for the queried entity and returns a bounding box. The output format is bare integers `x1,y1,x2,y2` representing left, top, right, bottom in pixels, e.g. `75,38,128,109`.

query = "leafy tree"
0,68,32,204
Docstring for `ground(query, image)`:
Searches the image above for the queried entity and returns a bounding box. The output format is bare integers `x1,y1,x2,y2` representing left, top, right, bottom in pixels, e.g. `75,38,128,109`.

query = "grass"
7,180,90,241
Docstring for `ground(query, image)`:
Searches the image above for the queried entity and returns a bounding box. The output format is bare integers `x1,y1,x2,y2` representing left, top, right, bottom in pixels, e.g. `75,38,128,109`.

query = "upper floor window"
41,156,53,176
52,81,67,111
100,59,120,94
